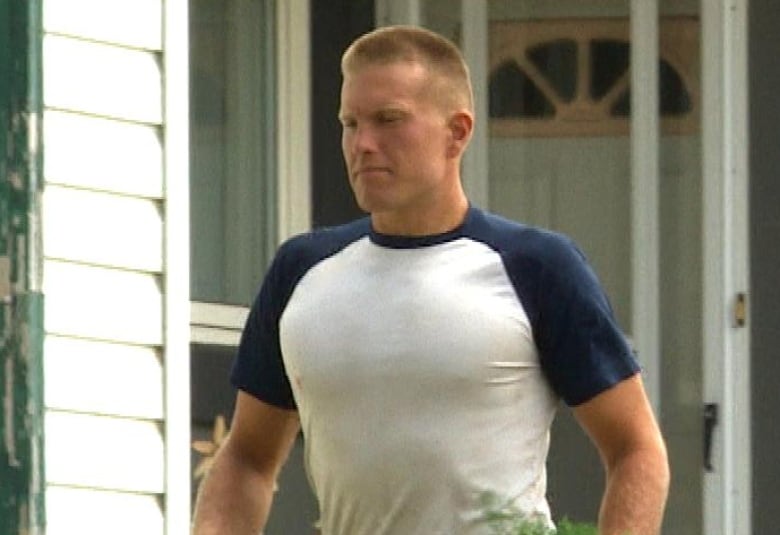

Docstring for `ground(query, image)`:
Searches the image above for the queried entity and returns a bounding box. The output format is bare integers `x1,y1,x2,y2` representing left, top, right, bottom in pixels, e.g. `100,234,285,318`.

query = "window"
188,0,277,510
189,0,277,307
489,18,699,137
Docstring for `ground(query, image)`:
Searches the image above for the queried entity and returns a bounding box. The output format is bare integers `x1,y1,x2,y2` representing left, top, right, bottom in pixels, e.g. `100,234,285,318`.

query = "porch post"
460,0,490,209
630,0,661,411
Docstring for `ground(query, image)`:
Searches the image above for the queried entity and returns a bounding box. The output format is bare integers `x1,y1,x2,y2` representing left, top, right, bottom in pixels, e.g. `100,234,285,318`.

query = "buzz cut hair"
341,25,474,113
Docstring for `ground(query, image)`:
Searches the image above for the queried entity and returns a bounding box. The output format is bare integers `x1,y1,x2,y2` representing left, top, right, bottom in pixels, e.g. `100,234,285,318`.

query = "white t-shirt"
232,206,638,534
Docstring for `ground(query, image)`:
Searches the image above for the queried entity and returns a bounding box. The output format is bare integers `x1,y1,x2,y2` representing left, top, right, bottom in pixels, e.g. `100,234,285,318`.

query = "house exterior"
1,1,778,534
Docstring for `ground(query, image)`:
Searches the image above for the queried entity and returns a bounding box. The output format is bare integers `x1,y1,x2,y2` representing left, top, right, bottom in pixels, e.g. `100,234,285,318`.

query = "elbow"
607,433,671,496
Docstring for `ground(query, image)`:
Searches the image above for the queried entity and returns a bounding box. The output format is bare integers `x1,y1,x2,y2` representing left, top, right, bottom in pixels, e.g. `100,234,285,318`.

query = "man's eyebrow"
377,106,407,114
374,105,411,118
338,106,408,121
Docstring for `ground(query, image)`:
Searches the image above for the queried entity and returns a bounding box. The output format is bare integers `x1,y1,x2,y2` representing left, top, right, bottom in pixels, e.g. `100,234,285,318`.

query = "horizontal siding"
47,486,163,535
44,335,163,420
40,0,179,530
45,411,164,493
43,34,162,123
43,0,162,50
43,185,163,272
43,260,163,345
44,110,163,198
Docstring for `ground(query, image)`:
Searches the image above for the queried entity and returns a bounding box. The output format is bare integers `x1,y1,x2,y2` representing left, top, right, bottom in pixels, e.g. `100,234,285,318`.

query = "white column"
460,0,489,209
162,0,192,532
630,0,661,410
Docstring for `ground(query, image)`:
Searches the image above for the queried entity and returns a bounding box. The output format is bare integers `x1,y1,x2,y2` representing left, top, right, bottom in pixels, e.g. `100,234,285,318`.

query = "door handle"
703,403,719,472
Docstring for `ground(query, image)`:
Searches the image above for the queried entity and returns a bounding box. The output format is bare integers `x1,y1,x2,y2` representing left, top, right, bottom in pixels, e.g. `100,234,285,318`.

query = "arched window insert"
489,18,699,137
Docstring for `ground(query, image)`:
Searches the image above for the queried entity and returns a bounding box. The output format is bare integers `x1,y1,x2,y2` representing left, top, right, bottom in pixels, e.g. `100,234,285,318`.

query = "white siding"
43,186,163,272
43,260,163,344
43,0,162,50
46,486,164,535
40,0,179,532
44,336,163,420
45,411,165,493
43,35,162,123
44,110,164,198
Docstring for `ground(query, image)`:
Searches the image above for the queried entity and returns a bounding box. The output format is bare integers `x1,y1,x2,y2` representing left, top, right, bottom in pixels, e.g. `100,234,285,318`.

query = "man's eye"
378,114,400,124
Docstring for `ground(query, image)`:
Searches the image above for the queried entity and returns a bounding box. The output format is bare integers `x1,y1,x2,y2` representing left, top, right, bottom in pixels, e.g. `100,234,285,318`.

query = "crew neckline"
368,206,476,249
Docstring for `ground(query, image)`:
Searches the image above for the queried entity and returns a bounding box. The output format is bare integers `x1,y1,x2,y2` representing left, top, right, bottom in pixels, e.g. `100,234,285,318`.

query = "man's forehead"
339,76,422,115
338,96,412,118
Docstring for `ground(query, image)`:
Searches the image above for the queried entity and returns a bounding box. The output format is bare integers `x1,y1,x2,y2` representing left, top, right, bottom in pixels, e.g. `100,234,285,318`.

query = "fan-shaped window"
529,39,578,102
590,40,630,101
489,61,555,118
488,18,699,137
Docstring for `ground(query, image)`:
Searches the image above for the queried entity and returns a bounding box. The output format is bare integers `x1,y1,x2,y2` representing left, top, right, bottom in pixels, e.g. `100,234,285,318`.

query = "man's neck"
370,193,469,237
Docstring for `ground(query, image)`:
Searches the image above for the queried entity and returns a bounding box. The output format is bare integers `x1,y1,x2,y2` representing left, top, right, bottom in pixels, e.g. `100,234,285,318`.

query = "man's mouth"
354,166,391,178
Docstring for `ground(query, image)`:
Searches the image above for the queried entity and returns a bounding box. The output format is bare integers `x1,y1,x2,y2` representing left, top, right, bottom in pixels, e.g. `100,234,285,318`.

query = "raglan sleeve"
230,248,297,410
530,234,641,406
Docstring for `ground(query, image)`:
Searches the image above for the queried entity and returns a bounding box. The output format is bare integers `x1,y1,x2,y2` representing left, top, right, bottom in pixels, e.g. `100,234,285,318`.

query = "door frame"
701,1,751,534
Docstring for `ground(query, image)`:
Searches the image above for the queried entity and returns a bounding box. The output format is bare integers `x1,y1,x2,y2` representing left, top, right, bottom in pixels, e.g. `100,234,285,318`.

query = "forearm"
192,442,277,535
598,445,670,535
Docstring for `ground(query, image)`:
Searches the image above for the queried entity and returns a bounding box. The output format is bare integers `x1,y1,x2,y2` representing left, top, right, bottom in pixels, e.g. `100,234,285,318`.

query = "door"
395,0,750,533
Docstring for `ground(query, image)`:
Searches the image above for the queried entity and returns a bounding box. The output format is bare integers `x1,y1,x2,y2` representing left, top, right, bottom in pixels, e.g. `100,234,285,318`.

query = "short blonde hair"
341,25,474,113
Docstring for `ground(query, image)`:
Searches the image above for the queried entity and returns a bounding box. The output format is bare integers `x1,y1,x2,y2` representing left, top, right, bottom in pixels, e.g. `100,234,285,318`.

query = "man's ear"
447,110,474,158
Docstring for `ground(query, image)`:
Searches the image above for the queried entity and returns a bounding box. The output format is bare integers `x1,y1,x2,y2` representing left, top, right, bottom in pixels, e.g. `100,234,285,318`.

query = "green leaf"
477,492,598,535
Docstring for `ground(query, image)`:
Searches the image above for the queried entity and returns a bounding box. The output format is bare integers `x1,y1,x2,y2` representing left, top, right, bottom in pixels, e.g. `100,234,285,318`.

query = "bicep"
225,390,301,477
572,374,664,467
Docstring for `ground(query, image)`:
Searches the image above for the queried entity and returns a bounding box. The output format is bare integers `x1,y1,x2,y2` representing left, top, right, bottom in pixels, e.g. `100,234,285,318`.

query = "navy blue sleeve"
492,223,639,406
230,246,298,410
525,233,639,406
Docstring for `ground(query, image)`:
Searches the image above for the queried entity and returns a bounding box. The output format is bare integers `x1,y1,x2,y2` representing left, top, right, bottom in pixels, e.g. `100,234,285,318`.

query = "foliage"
478,492,598,535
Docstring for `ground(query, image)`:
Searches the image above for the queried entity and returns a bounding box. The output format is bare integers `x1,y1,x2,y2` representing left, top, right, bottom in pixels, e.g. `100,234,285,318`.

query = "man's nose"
350,125,378,153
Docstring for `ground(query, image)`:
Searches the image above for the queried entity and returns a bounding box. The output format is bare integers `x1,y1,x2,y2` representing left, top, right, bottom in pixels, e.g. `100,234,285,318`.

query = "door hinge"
733,292,747,327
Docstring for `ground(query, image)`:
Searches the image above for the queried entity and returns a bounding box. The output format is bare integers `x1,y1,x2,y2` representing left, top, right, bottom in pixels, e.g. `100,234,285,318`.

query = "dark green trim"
0,0,45,533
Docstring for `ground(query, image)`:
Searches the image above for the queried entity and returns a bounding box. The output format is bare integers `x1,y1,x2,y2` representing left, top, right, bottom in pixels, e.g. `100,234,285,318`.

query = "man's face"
339,62,454,223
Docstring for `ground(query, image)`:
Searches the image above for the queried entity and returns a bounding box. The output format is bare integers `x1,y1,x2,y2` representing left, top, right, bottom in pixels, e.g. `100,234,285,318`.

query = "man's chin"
353,193,394,215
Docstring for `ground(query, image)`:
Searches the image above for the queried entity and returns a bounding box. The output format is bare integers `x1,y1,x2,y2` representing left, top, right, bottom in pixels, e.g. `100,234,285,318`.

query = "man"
192,25,669,535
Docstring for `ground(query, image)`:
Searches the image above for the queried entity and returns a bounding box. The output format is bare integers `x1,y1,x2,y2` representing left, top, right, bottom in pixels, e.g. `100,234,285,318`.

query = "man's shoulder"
466,207,582,269
274,217,371,272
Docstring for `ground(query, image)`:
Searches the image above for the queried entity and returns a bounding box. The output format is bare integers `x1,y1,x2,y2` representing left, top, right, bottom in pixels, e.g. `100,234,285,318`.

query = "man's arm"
192,391,301,535
573,374,670,535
